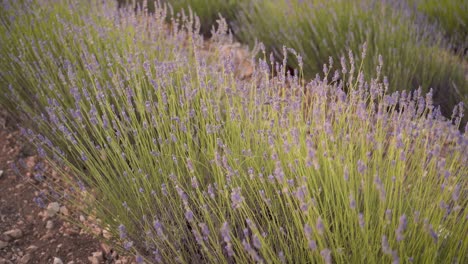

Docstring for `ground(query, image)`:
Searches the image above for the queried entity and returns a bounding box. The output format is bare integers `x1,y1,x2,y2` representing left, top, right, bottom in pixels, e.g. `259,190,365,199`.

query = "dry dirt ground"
0,116,132,264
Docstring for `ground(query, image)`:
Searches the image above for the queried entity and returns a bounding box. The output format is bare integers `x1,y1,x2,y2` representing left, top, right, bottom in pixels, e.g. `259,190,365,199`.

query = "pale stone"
3,229,22,239
59,206,69,216
0,240,8,249
46,220,54,230
18,254,32,264
47,202,60,218
25,245,38,252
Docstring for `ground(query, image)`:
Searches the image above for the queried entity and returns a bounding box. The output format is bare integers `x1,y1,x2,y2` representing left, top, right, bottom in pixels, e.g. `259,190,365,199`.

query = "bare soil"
0,117,126,264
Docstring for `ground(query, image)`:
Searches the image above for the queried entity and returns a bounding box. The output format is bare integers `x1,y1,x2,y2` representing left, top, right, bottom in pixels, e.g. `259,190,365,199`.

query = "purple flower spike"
396,214,407,242
381,235,391,255
118,224,127,239
320,248,332,264
308,240,317,251
123,241,133,250
231,187,244,209
452,184,460,202
358,213,365,228
357,160,366,174
316,217,324,235
185,210,194,222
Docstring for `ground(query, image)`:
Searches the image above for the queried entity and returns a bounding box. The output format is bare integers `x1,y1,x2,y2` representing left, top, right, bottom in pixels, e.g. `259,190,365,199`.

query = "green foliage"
234,0,467,121
1,0,467,263
161,0,240,36
411,0,468,53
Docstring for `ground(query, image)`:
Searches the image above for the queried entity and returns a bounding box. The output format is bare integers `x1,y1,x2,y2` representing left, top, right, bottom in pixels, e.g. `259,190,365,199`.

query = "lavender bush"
1,0,467,263
409,0,467,54
234,0,467,124
160,0,239,37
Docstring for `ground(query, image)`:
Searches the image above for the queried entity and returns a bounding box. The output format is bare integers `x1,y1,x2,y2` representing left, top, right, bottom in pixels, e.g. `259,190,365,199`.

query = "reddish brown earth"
0,115,132,264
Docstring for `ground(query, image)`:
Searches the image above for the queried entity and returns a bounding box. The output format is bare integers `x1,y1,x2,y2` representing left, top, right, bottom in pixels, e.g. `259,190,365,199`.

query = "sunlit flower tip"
252,234,261,249
452,184,460,202
199,223,210,239
385,209,392,222
392,250,400,264
186,158,194,172
308,239,317,251
33,197,45,208
207,184,215,199
357,160,366,174
343,166,349,181
320,248,332,264
118,224,127,239
136,255,144,263
278,251,286,263
191,177,199,189
185,210,194,222
358,213,365,228
428,225,438,243
349,194,356,209
316,217,324,235
123,241,133,250
396,214,407,242
231,187,244,209
381,235,391,255
220,222,231,243
304,224,312,239
76,150,87,161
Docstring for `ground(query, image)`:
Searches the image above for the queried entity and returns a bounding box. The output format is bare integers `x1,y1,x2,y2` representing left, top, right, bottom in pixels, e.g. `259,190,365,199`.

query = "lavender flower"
349,193,356,209
252,234,261,249
123,241,133,250
220,222,231,243
199,223,210,240
118,224,127,239
320,248,332,264
33,197,45,208
358,213,365,228
396,214,407,242
185,209,194,222
316,217,324,235
231,187,244,209
357,160,366,174
381,235,391,255
452,184,460,202
344,166,349,181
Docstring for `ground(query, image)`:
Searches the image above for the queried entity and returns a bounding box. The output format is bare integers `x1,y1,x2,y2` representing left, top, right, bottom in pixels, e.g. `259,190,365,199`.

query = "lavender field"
0,0,467,263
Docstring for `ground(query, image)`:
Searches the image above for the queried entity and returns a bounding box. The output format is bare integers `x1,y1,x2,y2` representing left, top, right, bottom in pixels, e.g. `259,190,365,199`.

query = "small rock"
53,257,63,264
0,170,4,178
100,243,111,254
3,229,22,239
92,251,104,262
25,245,38,253
46,220,54,230
18,254,31,264
40,233,53,240
47,202,60,218
0,240,8,249
92,227,102,236
88,257,99,264
66,262,75,264
0,257,12,264
79,215,86,222
59,206,69,216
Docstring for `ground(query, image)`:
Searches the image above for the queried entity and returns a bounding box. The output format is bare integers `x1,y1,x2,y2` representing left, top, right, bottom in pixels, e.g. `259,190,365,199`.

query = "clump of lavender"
0,0,467,263
235,0,467,122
